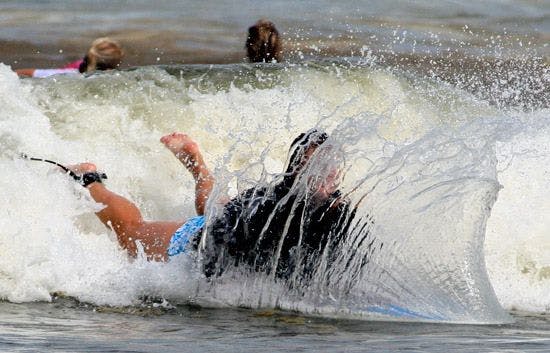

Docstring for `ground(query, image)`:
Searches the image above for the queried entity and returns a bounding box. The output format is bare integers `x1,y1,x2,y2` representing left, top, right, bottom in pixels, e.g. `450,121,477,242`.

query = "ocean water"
1,0,548,66
0,299,549,353
0,1,549,352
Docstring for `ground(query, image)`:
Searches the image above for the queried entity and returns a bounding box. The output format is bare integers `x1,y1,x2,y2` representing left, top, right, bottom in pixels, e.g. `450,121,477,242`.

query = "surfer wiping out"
62,129,355,280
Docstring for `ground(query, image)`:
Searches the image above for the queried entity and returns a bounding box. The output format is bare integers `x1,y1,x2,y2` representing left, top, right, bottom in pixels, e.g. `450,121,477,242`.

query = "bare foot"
160,133,200,169
161,132,214,215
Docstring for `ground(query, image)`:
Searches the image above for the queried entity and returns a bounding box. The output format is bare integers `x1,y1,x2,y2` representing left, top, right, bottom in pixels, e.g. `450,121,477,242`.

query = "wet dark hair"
285,129,329,175
246,19,282,63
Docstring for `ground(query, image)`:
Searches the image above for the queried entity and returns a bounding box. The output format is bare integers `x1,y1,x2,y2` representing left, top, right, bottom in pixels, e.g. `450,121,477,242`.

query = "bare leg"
70,163,182,261
160,132,214,215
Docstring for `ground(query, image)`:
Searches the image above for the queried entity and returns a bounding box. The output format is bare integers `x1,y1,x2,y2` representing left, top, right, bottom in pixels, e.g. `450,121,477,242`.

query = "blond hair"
84,37,124,72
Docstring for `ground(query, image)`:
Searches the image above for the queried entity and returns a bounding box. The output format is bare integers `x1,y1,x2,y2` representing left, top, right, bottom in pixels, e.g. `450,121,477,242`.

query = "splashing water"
0,57,548,323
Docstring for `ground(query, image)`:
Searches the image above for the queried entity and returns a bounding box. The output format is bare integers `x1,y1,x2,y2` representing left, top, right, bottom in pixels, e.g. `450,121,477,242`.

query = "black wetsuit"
201,177,355,280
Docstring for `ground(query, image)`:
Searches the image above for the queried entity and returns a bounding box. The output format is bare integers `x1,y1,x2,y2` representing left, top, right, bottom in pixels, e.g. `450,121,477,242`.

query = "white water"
0,61,548,322
487,116,550,313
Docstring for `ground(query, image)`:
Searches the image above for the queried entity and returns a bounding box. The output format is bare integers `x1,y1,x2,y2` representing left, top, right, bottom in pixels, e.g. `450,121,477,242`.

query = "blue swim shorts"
167,215,205,257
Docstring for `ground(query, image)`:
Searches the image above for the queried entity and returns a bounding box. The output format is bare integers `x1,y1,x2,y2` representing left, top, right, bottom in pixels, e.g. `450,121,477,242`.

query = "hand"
66,162,98,174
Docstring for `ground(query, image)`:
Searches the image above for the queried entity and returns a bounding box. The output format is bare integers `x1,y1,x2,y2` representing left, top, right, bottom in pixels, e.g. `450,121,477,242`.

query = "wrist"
80,172,105,187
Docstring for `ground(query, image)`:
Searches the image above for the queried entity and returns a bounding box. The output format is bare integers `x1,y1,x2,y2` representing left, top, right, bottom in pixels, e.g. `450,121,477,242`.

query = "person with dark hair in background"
246,19,282,63
16,37,124,78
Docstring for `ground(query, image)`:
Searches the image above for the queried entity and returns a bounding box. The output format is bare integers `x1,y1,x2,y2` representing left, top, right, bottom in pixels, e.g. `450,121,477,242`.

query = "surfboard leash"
20,153,107,185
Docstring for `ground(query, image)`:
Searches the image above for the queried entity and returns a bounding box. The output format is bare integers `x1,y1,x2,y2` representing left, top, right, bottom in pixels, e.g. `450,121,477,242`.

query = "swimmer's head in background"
79,37,124,73
246,19,282,63
285,129,329,176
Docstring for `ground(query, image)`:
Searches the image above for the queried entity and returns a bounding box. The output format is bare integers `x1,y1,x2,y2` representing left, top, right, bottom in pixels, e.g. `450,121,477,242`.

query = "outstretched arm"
65,133,213,261
68,163,181,261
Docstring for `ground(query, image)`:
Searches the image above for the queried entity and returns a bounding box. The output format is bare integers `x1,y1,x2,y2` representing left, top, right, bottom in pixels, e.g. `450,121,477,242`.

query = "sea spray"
0,61,547,321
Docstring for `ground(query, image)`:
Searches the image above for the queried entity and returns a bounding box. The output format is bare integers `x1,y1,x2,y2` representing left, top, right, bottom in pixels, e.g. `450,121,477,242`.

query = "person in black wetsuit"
203,129,355,281
64,129,356,281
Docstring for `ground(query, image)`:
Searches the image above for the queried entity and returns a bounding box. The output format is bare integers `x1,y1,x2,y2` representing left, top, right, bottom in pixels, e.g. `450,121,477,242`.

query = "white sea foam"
0,62,547,321
486,113,550,313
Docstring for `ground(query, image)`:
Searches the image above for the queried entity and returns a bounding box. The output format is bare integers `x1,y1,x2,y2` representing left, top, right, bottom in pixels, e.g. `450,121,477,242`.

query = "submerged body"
68,129,354,282
16,37,124,78
204,178,353,280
